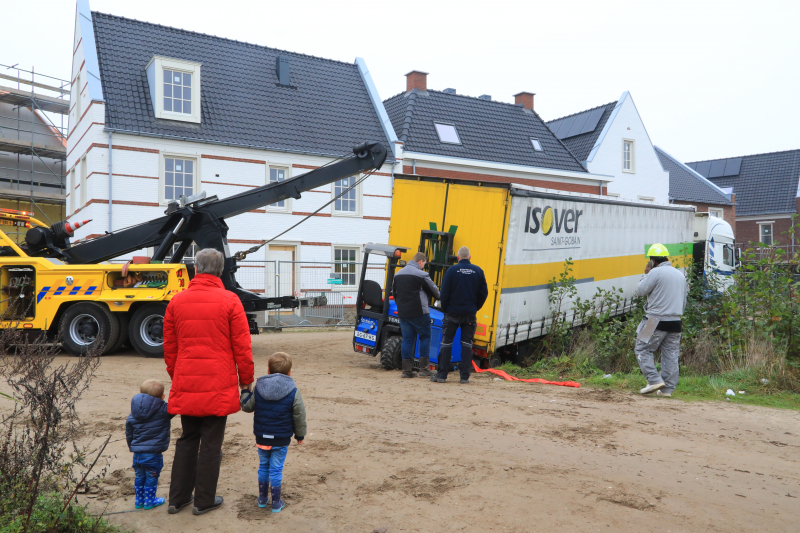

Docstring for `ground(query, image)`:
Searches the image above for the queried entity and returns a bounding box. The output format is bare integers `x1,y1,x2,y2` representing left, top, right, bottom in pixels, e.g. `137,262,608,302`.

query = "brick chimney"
514,91,535,110
406,70,428,92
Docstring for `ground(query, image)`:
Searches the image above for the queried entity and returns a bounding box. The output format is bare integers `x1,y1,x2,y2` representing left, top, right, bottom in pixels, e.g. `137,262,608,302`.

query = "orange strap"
472,361,581,388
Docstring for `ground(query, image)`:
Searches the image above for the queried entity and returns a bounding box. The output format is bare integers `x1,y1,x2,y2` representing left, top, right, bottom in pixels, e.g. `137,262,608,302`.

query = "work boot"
167,496,193,514
134,485,144,509
192,496,224,515
400,358,418,378
257,481,270,508
417,356,435,377
271,485,285,513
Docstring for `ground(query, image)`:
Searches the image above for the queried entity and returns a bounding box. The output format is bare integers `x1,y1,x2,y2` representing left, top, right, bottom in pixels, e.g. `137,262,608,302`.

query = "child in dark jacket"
241,352,307,513
125,379,172,510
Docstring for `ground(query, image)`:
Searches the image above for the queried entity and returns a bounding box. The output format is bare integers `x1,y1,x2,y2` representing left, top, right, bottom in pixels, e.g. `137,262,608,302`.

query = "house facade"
654,146,735,230
67,1,399,304
687,150,800,247
545,92,670,204
383,72,611,196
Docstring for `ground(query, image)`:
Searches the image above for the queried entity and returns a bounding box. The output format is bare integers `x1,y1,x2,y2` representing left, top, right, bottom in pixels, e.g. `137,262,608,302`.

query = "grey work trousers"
634,320,681,394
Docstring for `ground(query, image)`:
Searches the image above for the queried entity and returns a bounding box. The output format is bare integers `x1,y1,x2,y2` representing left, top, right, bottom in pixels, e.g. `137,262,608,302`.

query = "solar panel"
686,162,697,170
723,157,742,176
580,107,605,134
548,119,564,137
695,161,712,177
555,116,577,139
566,111,590,138
708,160,727,178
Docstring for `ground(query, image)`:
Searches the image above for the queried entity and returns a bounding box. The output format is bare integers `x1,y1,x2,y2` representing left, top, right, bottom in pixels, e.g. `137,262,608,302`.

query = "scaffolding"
0,63,69,240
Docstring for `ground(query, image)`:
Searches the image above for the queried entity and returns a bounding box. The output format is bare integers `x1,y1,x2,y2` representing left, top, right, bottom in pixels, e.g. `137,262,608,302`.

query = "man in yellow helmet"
634,244,688,397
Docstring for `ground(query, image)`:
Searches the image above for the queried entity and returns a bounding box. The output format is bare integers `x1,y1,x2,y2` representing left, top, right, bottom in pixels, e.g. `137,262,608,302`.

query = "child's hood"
255,373,296,401
130,393,166,421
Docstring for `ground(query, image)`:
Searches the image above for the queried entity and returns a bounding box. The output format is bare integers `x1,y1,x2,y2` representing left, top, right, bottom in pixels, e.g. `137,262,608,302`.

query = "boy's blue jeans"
257,446,288,487
132,453,163,489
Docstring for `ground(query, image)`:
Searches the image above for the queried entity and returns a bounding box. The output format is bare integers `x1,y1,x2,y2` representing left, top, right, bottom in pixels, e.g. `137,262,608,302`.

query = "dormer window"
434,122,461,144
146,56,201,124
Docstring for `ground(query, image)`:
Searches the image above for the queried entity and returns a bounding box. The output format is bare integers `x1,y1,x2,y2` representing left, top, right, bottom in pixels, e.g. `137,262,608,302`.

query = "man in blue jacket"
432,246,488,384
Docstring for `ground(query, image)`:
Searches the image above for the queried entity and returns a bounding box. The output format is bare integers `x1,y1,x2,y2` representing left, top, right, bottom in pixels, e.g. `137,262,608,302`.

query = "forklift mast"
418,224,458,304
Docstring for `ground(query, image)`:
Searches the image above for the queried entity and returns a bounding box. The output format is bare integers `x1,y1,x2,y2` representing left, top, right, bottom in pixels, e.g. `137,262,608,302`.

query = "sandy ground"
64,330,800,533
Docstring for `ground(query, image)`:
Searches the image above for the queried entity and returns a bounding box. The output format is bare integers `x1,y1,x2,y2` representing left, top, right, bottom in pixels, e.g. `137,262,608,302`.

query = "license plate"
354,330,376,342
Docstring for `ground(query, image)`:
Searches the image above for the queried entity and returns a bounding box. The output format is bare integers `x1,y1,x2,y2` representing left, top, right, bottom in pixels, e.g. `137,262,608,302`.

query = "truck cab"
693,213,738,291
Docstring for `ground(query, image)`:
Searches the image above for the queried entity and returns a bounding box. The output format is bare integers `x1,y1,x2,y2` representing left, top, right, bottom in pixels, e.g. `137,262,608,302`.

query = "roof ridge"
546,101,617,124
90,11,358,68
688,147,800,164
426,89,533,108
397,90,418,143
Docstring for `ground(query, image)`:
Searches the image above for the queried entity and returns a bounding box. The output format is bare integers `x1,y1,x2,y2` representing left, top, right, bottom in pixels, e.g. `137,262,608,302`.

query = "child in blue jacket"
125,379,173,510
241,352,307,513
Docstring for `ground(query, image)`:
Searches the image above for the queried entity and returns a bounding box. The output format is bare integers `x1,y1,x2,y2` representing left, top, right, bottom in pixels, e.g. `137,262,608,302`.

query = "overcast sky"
4,0,798,162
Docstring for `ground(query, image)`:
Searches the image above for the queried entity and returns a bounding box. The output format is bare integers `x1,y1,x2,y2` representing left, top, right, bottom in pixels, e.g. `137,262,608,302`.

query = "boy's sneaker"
640,382,666,395
271,486,285,513
143,487,165,510
192,496,224,515
656,390,672,398
257,481,270,508
134,486,144,509
167,497,193,514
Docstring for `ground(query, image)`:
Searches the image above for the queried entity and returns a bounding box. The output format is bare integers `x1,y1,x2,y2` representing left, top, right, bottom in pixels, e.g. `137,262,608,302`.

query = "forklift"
352,225,491,371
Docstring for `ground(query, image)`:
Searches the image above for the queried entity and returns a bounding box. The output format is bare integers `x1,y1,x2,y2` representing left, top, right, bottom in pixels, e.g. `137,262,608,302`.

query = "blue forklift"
352,228,479,372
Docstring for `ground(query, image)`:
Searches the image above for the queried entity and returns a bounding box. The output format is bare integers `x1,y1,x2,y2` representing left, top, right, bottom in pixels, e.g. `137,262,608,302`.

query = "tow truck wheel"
106,312,130,354
380,335,402,370
129,303,168,358
60,302,120,356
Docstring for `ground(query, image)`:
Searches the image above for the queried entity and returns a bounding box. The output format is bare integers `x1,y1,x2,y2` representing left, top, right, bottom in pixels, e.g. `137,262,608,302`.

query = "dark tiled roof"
91,12,393,158
383,90,586,173
688,150,800,216
654,147,732,206
545,102,616,162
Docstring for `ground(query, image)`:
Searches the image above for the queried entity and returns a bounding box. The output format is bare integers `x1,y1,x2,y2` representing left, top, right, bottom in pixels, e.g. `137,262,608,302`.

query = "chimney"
276,55,290,86
514,91,535,110
406,70,428,92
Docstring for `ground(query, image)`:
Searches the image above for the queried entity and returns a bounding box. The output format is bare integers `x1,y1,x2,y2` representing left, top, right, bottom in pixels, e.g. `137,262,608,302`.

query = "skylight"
434,123,461,144
531,139,543,151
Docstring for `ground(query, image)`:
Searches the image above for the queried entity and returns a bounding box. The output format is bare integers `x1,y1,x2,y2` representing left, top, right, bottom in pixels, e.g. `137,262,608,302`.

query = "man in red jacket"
164,248,254,516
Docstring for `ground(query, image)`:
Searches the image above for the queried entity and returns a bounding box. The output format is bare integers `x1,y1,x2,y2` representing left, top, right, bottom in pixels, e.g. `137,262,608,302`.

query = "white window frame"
759,223,773,246
79,156,87,207
434,122,462,145
622,139,635,173
331,175,362,217
530,138,543,151
708,208,723,218
68,169,76,215
147,56,202,124
267,166,291,212
159,152,200,206
331,246,361,288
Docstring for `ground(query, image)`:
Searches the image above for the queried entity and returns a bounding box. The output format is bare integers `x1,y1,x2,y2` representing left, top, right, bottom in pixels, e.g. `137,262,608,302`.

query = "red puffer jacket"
164,274,254,417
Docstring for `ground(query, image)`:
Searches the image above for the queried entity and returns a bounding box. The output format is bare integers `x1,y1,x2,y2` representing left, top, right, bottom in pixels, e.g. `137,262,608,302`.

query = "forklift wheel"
380,336,402,370
489,355,502,368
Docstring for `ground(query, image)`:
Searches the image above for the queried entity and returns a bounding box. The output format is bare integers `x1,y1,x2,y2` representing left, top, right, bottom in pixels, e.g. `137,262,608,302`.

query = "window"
333,248,358,286
530,138,543,151
333,176,357,214
146,56,201,124
623,139,635,172
434,123,461,144
163,69,192,115
68,169,76,215
74,71,82,125
268,167,289,209
709,209,722,218
759,224,773,246
170,242,197,262
164,157,194,201
79,157,87,207
723,245,734,267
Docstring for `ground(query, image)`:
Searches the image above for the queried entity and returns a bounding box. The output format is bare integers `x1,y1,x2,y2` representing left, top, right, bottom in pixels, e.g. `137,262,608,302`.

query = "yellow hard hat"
646,243,670,257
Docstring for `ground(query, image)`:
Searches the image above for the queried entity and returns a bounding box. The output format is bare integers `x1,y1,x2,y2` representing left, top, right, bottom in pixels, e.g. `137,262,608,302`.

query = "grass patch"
497,362,800,411
0,490,125,533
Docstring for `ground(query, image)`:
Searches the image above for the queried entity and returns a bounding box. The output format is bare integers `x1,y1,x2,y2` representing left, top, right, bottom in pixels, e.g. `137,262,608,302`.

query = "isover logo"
525,205,583,235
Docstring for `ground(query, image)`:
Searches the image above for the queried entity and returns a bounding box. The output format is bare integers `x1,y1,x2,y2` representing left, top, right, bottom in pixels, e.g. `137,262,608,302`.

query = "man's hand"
644,260,654,275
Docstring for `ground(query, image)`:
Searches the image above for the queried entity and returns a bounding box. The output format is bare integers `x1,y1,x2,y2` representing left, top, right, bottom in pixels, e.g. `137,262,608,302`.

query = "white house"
546,91,670,204
67,1,399,315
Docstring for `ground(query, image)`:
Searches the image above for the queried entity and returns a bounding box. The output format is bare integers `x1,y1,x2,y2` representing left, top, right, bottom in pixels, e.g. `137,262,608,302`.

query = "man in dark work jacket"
432,246,488,384
391,252,440,378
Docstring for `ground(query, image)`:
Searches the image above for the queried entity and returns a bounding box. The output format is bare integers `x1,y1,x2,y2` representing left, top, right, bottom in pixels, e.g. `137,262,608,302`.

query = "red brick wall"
403,166,606,195
736,218,796,246
406,71,427,91
672,200,736,233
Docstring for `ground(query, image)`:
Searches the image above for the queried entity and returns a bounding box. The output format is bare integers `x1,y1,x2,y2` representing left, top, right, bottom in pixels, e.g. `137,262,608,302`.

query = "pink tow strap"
471,361,581,388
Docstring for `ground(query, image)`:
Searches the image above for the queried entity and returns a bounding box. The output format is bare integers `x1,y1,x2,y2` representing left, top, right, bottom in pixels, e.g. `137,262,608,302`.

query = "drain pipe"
412,159,417,175
108,130,113,233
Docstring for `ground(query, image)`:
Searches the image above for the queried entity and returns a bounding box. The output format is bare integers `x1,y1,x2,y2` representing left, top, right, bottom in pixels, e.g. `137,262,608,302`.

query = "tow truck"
0,141,387,357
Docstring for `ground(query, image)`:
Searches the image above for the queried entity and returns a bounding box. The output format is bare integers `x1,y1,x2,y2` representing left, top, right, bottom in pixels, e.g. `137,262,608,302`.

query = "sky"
3,0,799,162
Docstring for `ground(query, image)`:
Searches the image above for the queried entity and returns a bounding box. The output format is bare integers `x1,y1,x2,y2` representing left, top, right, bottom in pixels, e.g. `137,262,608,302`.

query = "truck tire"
59,302,120,356
106,312,130,354
129,303,168,358
380,335,402,370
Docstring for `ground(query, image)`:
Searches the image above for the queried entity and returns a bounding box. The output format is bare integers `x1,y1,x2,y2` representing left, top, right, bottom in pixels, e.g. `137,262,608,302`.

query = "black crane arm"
56,141,388,264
